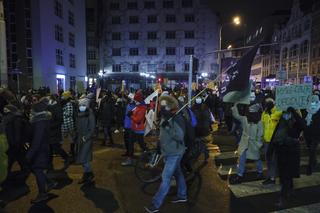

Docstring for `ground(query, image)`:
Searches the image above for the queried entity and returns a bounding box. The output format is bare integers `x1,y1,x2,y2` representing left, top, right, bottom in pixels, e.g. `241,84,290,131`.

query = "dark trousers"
103,126,114,144
8,147,28,173
128,132,147,157
32,168,47,194
306,139,319,172
280,177,293,198
49,143,69,164
123,129,131,154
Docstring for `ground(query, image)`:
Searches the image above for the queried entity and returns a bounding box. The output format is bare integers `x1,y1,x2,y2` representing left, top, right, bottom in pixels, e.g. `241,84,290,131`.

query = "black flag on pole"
220,42,261,104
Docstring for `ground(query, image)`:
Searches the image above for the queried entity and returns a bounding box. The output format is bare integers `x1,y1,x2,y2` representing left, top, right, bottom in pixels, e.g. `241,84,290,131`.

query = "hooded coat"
26,103,52,169
232,104,263,160
75,108,96,164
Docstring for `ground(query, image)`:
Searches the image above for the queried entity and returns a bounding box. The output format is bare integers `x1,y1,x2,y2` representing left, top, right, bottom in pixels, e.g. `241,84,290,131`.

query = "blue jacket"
124,103,135,129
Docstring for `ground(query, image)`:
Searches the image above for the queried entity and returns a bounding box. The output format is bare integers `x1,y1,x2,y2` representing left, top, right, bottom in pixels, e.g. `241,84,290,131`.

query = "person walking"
230,103,264,184
47,95,70,171
303,95,320,175
268,107,305,207
61,91,76,161
27,98,57,203
75,97,96,184
145,95,187,213
122,94,135,157
99,90,115,146
122,90,147,166
3,104,29,175
261,98,282,185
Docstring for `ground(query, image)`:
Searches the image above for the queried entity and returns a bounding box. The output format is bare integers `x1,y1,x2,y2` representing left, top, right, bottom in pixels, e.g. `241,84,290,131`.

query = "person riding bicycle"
145,95,187,213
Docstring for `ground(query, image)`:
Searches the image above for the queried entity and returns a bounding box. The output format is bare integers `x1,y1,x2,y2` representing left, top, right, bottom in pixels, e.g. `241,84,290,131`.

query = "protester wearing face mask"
261,98,282,185
267,107,305,207
303,95,320,175
145,95,187,213
191,97,211,161
121,94,135,158
122,90,147,166
75,97,96,184
230,102,264,184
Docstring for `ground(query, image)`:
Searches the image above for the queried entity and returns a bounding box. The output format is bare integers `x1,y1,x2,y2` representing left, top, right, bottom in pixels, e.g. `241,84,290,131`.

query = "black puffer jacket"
192,103,211,137
48,102,63,144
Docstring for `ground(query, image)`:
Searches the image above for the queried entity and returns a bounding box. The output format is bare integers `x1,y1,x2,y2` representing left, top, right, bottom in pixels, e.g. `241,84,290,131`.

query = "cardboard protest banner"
275,84,313,110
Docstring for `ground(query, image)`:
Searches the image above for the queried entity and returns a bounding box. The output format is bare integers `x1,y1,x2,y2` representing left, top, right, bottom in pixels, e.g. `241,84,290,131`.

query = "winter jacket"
232,105,263,160
271,111,305,179
192,104,211,137
75,109,95,164
3,112,24,148
159,114,186,156
124,103,135,129
48,103,63,144
131,104,147,134
304,110,320,141
99,96,115,127
261,107,282,143
27,111,52,169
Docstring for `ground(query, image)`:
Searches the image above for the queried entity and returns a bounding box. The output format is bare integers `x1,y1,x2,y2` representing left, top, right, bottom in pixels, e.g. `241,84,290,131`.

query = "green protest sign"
275,84,312,110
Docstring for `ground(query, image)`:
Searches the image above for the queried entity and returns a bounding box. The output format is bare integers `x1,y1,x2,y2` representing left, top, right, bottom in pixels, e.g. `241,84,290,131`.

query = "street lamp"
227,45,232,50
233,16,241,26
218,16,242,83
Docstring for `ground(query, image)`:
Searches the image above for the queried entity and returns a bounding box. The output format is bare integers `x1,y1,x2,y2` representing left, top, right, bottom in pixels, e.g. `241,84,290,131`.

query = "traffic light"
192,56,199,75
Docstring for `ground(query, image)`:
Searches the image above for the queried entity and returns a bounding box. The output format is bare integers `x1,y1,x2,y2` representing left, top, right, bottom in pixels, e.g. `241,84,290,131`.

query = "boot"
31,193,49,204
78,173,89,184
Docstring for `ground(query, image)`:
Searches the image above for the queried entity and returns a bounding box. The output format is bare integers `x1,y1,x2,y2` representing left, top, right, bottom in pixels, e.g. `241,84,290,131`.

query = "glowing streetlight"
227,45,232,50
233,16,241,26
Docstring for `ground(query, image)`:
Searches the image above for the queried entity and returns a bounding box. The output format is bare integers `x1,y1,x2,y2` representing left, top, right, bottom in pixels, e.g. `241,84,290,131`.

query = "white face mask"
195,98,202,104
79,106,86,112
250,92,256,102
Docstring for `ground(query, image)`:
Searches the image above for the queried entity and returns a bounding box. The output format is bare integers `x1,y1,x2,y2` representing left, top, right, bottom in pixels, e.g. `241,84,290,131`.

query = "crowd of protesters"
0,84,319,211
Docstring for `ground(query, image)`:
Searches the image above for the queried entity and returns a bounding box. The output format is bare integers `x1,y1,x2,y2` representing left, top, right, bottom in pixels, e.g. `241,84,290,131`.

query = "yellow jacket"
261,107,282,143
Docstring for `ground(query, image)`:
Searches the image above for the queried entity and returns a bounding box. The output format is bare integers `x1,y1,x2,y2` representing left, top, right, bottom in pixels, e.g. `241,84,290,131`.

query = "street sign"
304,76,313,84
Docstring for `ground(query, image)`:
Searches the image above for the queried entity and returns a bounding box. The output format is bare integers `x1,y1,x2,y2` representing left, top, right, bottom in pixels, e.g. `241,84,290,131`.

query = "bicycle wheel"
135,150,163,183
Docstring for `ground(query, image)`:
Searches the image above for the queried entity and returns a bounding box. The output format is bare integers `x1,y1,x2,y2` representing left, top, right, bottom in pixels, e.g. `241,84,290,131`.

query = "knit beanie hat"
134,90,144,103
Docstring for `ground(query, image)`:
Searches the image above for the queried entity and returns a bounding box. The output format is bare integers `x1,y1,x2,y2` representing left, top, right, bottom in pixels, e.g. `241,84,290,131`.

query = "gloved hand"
287,107,295,114
161,120,169,128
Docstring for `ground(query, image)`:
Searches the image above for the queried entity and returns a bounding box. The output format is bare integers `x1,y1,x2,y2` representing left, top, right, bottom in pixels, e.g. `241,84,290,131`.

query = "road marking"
229,172,320,198
270,202,320,213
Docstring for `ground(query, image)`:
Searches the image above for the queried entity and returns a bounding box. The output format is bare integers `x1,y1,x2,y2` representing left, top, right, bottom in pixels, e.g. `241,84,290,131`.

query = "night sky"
208,0,293,48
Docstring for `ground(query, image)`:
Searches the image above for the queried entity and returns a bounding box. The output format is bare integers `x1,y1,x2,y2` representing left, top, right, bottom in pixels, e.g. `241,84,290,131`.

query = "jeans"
264,142,277,179
103,126,114,144
83,162,92,173
128,132,147,157
237,149,263,176
123,129,131,154
152,154,187,209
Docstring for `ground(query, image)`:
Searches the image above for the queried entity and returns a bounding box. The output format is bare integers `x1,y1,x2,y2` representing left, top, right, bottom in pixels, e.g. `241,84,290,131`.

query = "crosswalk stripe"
270,202,320,213
229,172,320,198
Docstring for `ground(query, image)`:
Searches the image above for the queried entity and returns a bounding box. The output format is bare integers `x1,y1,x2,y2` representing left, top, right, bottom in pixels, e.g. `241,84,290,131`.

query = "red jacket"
131,104,147,133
